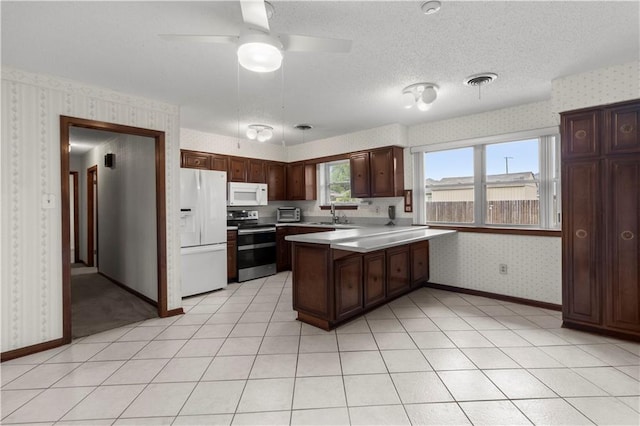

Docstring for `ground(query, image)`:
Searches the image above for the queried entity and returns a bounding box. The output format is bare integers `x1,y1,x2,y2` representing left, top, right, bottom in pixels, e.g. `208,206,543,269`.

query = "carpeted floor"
71,272,158,338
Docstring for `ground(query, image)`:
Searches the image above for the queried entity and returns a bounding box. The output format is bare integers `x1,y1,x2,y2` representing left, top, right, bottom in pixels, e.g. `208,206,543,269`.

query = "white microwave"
228,182,268,206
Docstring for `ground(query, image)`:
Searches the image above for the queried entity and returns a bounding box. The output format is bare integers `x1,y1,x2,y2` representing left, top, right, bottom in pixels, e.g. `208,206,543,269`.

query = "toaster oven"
277,207,301,222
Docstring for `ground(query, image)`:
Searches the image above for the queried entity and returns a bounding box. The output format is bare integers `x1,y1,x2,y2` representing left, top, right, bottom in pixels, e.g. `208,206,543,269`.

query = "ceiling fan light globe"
421,86,438,104
261,128,273,140
416,99,431,111
246,128,258,139
237,42,282,73
257,132,268,142
402,92,415,109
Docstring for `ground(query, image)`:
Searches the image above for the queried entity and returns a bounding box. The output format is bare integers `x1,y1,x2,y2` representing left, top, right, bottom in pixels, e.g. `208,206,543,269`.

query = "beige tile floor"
2,272,639,425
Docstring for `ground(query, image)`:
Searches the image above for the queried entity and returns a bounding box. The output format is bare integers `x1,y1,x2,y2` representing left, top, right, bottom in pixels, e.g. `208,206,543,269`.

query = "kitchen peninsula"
286,227,456,329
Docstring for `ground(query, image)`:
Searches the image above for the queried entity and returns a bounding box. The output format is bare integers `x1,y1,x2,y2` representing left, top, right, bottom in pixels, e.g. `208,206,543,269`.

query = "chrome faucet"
330,203,338,224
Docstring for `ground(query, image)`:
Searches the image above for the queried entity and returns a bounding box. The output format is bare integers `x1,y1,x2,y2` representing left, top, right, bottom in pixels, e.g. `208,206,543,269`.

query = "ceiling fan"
160,0,352,73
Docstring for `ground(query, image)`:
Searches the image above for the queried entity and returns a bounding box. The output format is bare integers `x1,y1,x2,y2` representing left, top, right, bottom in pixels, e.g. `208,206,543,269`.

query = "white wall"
77,135,158,301
1,67,181,353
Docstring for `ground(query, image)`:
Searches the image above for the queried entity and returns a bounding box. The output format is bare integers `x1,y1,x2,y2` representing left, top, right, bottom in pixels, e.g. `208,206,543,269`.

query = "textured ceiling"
2,1,639,144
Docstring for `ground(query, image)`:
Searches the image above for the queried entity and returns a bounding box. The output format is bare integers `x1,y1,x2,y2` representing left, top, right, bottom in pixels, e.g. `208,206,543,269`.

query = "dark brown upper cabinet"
350,152,371,198
248,159,266,183
370,146,405,197
287,162,316,201
228,156,248,182
267,162,286,201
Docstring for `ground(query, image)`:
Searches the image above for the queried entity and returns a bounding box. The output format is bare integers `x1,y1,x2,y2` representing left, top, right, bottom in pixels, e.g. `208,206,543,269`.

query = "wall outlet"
499,264,508,274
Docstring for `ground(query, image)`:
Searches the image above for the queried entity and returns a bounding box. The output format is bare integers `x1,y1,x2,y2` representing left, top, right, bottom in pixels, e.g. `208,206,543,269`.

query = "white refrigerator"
180,168,227,297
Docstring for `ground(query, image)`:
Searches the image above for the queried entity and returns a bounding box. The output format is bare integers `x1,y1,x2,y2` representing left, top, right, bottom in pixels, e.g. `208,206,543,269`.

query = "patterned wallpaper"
552,61,640,114
408,100,557,147
286,123,408,163
430,233,562,304
180,127,287,162
1,67,181,352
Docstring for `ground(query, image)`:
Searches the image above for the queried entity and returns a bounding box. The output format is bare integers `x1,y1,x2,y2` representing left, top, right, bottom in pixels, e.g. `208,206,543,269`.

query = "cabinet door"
605,158,640,333
370,147,404,197
248,159,266,183
228,157,248,182
386,245,411,298
276,227,290,271
286,163,305,200
181,151,210,169
211,154,228,172
606,104,640,154
364,251,385,307
562,160,601,324
227,230,237,281
267,162,286,201
350,152,371,198
411,240,430,287
335,255,363,321
561,111,600,159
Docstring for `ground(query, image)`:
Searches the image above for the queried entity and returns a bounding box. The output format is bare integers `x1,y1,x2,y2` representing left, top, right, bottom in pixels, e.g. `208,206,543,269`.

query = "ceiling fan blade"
280,34,352,53
159,34,238,44
240,0,270,32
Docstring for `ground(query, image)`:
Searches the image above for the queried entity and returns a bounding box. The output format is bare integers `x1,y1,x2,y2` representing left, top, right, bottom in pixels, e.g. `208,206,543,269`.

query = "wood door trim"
86,165,97,268
60,116,171,347
70,171,80,263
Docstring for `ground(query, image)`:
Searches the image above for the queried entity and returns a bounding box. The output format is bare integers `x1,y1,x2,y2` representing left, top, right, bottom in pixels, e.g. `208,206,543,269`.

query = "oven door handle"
238,227,276,235
237,242,277,251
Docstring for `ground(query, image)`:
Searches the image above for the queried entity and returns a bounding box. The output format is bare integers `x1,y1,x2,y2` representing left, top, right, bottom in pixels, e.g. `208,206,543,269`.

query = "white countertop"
331,229,457,253
285,226,456,252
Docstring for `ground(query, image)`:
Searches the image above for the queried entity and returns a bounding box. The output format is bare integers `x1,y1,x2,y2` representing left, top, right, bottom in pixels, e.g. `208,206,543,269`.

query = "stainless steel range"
227,210,276,282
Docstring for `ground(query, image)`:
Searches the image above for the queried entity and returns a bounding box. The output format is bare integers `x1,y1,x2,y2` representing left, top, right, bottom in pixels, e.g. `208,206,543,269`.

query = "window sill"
319,205,358,210
424,225,561,237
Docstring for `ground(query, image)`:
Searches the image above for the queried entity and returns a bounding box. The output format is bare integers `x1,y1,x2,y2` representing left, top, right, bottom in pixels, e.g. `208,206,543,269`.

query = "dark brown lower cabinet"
411,240,430,288
386,245,411,298
604,157,640,334
335,255,364,321
292,240,429,330
226,230,237,282
364,251,386,307
276,227,290,272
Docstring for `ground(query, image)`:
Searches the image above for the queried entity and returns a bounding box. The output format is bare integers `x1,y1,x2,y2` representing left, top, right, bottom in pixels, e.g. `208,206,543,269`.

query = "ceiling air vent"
464,73,497,99
464,73,498,87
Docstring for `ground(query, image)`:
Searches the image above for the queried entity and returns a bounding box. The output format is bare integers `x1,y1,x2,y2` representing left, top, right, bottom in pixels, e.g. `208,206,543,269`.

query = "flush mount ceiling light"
421,1,442,15
402,83,439,111
247,124,274,142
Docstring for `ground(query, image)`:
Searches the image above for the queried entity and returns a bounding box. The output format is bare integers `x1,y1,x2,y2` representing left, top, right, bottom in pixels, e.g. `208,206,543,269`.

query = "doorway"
86,165,98,267
60,116,171,344
70,171,79,264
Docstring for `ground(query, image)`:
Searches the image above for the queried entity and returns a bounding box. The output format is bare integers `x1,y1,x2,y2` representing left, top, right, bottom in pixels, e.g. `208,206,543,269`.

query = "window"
485,139,539,225
425,147,474,223
318,159,360,204
418,133,560,229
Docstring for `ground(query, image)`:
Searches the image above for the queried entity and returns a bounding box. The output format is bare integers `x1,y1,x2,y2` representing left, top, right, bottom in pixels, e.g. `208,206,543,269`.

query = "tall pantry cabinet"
561,99,640,339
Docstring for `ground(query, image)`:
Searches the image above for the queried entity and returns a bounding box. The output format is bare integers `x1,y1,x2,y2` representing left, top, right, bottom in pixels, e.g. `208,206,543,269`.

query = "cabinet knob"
620,124,634,134
575,229,588,239
574,129,587,139
621,231,635,241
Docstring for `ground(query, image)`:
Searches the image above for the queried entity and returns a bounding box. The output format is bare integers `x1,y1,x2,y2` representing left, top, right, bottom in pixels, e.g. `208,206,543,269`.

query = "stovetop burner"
227,210,275,229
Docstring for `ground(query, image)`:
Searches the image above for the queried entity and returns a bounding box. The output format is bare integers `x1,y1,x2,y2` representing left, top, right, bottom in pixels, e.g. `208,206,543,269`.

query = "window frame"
318,158,360,206
413,128,561,230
